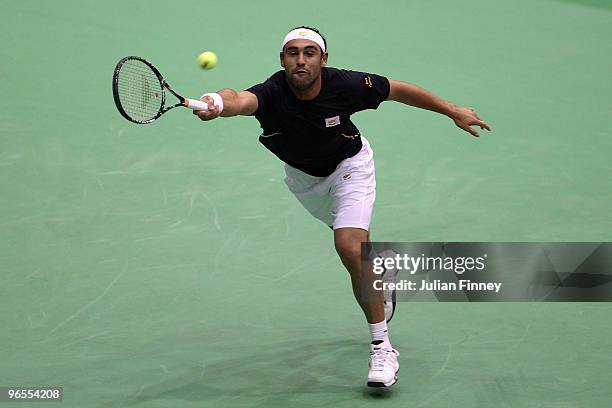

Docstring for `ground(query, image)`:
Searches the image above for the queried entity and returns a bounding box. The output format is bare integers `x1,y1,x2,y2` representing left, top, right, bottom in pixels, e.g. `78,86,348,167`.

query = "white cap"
281,28,326,53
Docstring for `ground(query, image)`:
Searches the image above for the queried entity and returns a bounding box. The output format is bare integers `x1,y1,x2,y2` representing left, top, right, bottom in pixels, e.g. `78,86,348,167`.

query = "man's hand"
192,95,221,121
450,106,491,137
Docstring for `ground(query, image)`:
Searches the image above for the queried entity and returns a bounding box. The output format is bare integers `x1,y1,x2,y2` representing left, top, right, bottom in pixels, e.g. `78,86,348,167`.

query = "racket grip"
184,98,210,111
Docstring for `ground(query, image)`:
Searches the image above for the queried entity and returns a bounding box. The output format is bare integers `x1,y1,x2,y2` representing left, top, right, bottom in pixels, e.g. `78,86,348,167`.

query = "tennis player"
194,26,491,387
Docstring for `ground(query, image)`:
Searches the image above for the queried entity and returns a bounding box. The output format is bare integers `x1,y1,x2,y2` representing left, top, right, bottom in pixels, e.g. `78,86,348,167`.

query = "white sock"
368,320,392,348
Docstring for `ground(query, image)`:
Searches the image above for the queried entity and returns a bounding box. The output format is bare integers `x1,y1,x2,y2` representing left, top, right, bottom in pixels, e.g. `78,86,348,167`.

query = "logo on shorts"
364,76,373,88
325,116,340,127
342,172,352,180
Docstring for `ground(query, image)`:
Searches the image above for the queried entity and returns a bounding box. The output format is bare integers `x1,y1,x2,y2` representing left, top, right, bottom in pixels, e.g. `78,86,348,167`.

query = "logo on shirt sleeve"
325,116,341,127
364,76,373,88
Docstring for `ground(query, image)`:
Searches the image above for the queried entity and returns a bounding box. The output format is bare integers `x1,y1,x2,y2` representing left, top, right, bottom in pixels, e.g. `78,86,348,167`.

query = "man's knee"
335,240,361,263
334,228,368,264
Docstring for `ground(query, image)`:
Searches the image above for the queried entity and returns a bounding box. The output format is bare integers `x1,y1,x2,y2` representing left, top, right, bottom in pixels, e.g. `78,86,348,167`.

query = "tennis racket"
112,56,210,124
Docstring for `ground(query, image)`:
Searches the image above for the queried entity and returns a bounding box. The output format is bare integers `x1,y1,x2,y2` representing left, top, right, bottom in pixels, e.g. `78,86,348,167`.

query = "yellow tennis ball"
197,51,218,70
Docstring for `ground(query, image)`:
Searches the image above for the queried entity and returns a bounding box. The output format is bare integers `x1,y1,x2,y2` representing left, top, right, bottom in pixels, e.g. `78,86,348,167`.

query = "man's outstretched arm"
386,79,491,137
193,89,258,121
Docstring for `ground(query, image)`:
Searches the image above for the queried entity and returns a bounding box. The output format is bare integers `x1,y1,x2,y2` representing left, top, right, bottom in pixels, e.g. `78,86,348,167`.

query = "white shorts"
283,137,376,231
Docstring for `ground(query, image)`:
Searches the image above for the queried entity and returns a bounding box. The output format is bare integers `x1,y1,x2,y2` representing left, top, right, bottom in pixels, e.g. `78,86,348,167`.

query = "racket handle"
184,98,210,111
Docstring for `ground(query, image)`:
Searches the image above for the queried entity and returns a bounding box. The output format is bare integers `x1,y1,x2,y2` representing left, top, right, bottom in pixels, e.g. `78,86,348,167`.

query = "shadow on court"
552,0,612,11
98,338,401,407
362,386,395,399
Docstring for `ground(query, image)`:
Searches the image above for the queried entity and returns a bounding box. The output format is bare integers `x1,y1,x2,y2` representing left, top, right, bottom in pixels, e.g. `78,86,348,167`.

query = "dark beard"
285,71,317,92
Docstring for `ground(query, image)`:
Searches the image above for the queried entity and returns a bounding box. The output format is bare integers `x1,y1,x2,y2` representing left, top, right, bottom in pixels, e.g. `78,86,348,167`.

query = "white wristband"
200,92,224,113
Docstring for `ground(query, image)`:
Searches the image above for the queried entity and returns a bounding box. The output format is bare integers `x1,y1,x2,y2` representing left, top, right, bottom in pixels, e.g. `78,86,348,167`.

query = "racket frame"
112,56,206,124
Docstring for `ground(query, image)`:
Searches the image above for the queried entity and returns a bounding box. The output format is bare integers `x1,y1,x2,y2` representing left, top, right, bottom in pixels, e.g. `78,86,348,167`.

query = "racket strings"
116,60,163,122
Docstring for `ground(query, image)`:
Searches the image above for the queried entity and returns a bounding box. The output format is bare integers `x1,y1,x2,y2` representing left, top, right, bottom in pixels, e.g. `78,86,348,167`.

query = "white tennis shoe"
367,341,400,387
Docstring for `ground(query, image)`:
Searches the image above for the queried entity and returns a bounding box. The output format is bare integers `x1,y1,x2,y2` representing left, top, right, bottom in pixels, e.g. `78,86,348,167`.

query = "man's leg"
334,226,399,387
333,227,384,323
283,137,399,387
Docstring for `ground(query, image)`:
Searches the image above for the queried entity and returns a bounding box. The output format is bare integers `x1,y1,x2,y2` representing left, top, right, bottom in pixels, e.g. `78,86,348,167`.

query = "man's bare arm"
193,89,258,121
386,79,491,137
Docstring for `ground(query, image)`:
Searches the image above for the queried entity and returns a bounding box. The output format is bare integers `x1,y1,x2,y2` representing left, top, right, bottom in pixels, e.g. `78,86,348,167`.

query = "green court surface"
1,0,611,407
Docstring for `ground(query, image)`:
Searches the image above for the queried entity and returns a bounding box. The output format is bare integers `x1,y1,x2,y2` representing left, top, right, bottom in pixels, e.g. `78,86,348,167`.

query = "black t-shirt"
246,67,390,177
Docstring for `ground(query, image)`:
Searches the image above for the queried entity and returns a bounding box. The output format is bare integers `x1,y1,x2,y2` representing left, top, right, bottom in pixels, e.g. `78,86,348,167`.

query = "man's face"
280,39,328,92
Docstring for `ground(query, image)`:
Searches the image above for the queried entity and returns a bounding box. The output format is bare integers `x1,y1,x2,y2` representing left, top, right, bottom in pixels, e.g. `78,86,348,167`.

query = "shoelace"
370,348,396,371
